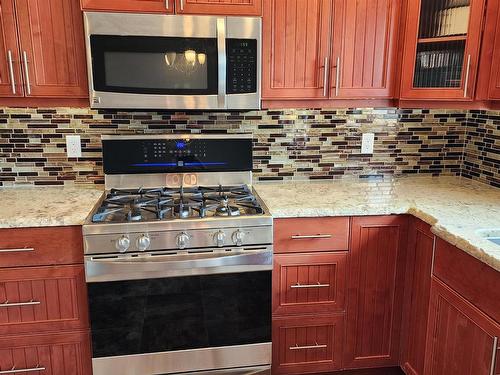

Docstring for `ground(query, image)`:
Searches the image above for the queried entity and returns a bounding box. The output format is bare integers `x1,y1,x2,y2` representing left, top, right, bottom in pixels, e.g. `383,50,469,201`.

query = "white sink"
476,229,500,246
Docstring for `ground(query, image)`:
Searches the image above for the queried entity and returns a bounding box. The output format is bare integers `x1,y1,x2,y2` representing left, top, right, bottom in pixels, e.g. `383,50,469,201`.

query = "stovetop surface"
91,185,265,224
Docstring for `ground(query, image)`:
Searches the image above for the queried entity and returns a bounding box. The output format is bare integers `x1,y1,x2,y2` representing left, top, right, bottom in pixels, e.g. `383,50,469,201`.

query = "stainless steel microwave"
83,12,261,110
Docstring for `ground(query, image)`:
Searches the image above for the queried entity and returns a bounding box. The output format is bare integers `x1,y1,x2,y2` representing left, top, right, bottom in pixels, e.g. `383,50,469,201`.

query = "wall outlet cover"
361,133,375,154
66,135,82,158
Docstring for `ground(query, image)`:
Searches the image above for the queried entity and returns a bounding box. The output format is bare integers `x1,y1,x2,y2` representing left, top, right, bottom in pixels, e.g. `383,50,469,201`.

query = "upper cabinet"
331,0,401,99
489,0,500,100
0,0,87,99
400,0,486,101
262,0,401,101
81,0,261,15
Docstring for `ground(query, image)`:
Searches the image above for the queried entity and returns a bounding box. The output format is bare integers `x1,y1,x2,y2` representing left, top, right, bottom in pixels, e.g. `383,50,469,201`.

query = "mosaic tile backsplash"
0,107,498,188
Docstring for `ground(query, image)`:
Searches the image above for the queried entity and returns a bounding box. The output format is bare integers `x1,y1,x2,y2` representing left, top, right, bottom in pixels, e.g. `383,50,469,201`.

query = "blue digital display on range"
176,141,186,149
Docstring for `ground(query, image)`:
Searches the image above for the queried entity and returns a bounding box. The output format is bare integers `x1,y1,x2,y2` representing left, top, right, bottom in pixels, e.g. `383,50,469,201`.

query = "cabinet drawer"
0,226,83,268
272,314,344,374
0,330,92,375
274,217,350,253
273,252,347,315
0,265,89,335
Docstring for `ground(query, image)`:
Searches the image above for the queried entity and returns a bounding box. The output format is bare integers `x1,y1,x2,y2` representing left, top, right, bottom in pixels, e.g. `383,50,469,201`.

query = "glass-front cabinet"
401,0,486,100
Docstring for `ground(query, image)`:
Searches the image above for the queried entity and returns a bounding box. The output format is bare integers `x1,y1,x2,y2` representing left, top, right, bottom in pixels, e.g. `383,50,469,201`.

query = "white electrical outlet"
361,133,375,154
66,135,82,158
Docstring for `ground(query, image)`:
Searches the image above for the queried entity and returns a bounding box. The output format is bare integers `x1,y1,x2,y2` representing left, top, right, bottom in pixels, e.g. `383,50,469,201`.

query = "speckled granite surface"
0,186,104,229
254,176,500,272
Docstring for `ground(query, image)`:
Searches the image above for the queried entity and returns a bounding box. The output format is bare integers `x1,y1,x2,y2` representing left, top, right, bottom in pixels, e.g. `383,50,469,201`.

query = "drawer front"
0,265,89,335
0,330,92,375
272,314,344,374
0,226,83,268
273,252,347,315
274,217,350,253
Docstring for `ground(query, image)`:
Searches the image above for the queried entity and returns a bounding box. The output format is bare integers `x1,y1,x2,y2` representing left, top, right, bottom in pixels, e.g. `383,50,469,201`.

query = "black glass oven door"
90,35,219,96
87,271,271,358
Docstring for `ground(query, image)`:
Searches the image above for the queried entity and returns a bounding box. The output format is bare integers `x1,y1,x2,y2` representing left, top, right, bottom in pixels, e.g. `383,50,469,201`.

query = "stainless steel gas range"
83,134,272,375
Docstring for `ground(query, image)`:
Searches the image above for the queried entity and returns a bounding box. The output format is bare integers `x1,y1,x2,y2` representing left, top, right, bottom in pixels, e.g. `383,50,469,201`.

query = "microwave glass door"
90,35,219,95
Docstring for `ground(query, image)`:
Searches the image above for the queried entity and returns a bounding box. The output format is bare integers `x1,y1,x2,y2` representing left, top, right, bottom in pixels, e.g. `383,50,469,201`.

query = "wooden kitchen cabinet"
262,0,333,99
0,330,92,375
0,0,23,97
488,0,500,99
175,0,261,15
81,0,172,13
400,0,486,100
272,314,344,374
330,0,401,99
344,215,408,369
400,218,435,375
424,278,500,375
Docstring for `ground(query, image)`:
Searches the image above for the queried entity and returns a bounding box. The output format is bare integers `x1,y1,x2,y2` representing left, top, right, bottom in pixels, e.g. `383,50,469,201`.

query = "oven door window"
88,271,271,358
90,35,219,95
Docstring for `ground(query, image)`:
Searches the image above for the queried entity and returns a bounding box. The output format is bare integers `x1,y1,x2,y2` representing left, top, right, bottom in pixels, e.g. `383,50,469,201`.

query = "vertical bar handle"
180,0,184,11
7,50,15,94
335,57,341,97
490,336,498,375
216,18,226,109
464,54,471,98
165,0,169,9
22,51,31,96
323,57,329,97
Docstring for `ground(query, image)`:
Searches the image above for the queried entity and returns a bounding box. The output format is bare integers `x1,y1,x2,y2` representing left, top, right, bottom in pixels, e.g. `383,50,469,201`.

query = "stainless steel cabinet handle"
290,234,332,240
290,282,330,289
0,367,45,374
165,0,169,9
289,343,327,350
22,51,31,96
464,54,471,98
180,0,184,10
0,300,41,308
7,50,15,94
0,247,34,253
490,336,498,375
323,57,329,97
335,56,341,97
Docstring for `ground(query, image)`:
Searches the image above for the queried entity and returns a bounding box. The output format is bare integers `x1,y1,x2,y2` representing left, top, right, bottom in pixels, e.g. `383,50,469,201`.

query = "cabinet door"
81,0,173,13
425,278,500,375
175,0,261,15
0,330,92,375
400,0,486,100
272,314,344,374
273,252,347,315
262,0,333,99
14,0,88,98
330,0,400,99
344,215,408,369
400,218,435,375
0,0,23,97
489,0,500,99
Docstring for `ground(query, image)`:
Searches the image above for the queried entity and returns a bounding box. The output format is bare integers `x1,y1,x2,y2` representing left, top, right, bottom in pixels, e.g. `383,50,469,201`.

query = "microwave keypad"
226,39,257,94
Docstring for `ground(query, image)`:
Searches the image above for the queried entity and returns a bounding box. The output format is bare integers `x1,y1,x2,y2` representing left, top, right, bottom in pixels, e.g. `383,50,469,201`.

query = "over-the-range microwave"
83,12,261,110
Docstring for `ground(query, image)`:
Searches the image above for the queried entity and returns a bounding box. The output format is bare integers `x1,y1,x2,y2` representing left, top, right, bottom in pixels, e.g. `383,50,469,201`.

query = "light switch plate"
66,135,82,158
361,133,375,154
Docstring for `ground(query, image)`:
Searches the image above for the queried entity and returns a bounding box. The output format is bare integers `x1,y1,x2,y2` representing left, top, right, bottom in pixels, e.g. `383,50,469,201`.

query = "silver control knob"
213,230,226,247
136,234,151,251
232,230,245,246
176,232,190,250
115,235,130,253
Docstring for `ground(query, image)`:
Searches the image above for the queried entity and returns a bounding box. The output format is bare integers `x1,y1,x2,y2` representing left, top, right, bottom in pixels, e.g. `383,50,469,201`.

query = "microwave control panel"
226,39,257,94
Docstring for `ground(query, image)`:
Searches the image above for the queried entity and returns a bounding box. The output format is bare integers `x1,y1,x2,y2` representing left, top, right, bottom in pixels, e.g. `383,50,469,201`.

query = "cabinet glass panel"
413,0,470,88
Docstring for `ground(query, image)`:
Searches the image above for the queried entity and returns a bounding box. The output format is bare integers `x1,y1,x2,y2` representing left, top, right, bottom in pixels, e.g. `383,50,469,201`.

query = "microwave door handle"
217,18,226,109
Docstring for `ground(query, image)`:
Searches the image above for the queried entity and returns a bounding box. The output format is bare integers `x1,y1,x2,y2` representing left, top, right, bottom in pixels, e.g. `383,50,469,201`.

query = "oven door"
84,13,226,110
86,249,272,375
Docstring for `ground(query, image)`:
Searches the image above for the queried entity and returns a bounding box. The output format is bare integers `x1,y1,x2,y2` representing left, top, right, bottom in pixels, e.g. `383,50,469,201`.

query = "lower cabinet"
272,314,344,374
344,215,408,369
424,278,500,375
0,330,92,375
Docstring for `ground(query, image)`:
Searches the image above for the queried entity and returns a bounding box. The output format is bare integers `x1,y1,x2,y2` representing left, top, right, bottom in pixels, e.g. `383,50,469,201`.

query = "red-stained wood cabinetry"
0,0,22,98
81,0,172,13
488,0,500,100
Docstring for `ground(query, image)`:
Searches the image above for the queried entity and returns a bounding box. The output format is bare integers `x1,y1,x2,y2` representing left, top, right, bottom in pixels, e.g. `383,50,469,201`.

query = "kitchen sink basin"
476,229,500,246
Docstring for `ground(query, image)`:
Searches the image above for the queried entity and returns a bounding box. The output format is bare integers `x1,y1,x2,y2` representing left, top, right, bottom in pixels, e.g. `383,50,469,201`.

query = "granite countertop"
0,185,104,229
254,176,500,272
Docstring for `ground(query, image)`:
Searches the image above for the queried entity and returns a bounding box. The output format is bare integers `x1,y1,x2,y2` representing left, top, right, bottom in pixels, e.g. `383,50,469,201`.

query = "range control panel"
226,39,257,94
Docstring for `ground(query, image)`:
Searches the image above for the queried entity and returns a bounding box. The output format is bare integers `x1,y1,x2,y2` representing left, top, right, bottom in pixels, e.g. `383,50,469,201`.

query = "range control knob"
136,234,151,251
213,230,226,247
232,230,245,246
115,235,130,253
176,232,190,250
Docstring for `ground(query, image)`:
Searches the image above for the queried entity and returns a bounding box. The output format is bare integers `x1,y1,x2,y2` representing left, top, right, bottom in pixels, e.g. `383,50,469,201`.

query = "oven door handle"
85,250,272,282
